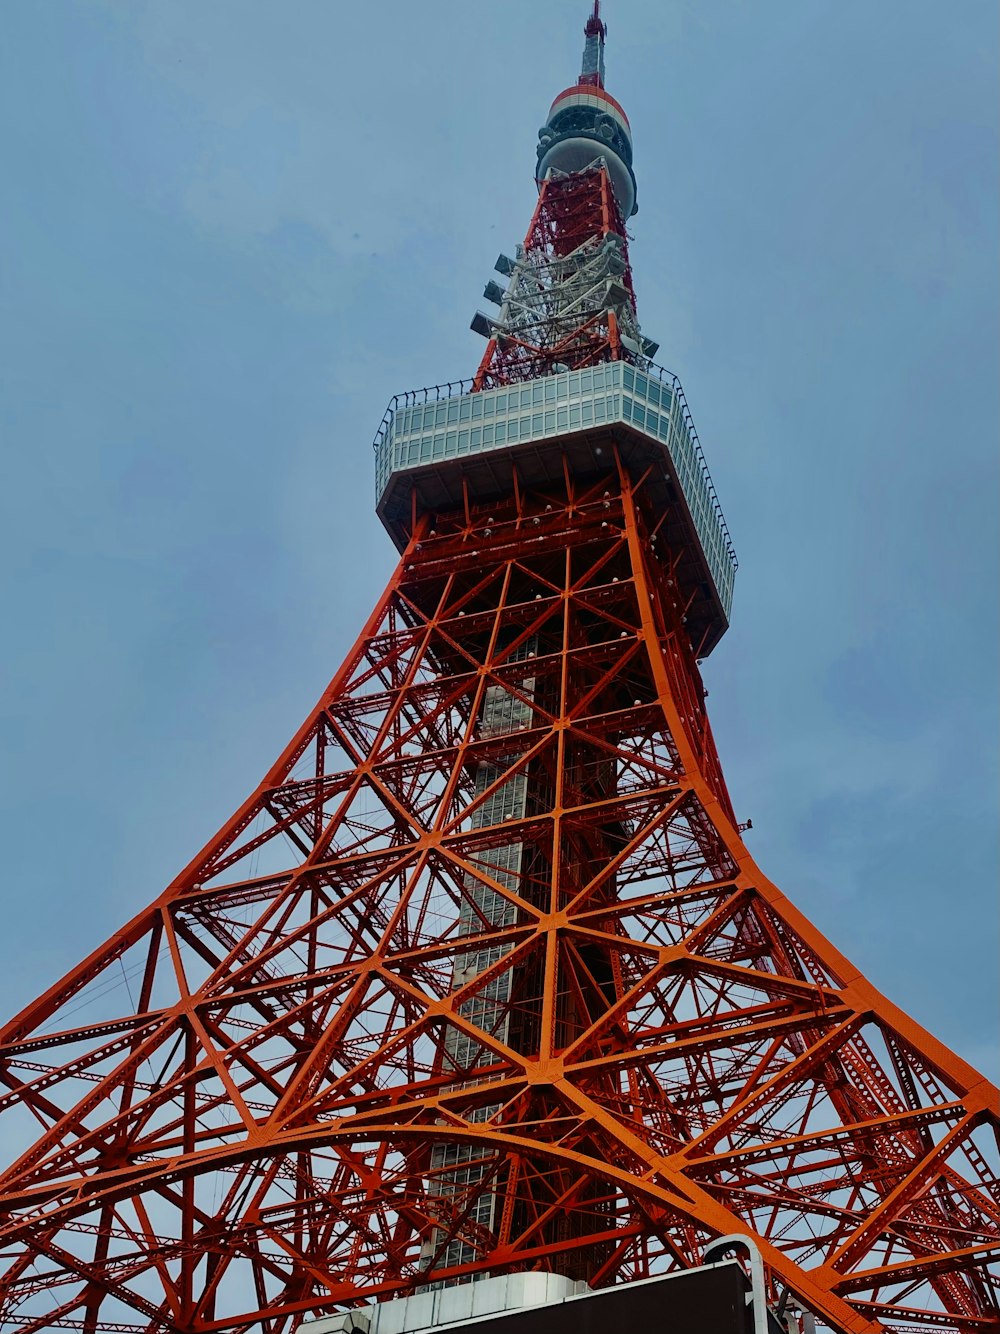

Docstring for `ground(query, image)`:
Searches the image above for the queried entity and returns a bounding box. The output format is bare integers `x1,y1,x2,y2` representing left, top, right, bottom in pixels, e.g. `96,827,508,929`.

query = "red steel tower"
1,8,997,1333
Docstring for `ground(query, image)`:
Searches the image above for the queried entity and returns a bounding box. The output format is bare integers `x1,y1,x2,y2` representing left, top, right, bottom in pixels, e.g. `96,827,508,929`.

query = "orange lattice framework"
0,5,996,1332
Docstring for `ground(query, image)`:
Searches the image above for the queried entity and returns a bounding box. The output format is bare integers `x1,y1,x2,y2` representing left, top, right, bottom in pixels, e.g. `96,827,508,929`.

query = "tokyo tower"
0,6,997,1332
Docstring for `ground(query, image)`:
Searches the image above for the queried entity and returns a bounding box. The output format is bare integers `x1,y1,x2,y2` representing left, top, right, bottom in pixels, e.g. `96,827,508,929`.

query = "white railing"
373,361,737,617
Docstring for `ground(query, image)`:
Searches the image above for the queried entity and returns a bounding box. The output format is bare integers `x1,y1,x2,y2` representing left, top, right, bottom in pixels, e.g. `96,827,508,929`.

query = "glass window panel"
471,396,483,418
471,427,482,447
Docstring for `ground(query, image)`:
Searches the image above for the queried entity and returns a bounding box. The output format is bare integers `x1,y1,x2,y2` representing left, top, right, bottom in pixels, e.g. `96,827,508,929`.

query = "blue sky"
1,0,997,1082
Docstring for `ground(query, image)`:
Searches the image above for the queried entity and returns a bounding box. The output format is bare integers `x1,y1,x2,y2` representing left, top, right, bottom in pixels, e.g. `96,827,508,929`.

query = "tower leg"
0,456,996,1332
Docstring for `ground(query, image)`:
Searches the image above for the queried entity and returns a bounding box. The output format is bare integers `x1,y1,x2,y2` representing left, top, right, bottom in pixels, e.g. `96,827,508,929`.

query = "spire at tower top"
535,1,636,216
580,0,607,87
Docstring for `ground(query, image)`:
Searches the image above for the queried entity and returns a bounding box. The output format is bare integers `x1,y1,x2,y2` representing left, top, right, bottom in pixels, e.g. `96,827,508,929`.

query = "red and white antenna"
581,0,607,87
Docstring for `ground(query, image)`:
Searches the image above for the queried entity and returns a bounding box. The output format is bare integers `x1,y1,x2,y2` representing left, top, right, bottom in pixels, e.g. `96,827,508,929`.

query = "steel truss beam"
0,456,996,1334
474,164,647,389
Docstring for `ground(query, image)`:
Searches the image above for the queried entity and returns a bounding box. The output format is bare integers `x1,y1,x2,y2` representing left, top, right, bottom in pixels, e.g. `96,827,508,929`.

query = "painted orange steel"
0,460,997,1332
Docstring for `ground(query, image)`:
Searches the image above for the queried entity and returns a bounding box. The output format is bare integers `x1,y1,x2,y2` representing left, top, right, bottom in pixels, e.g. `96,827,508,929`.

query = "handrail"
645,362,738,573
372,360,737,576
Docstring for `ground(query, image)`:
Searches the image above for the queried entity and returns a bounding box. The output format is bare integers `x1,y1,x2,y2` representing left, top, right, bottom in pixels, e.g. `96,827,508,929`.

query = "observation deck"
374,362,737,654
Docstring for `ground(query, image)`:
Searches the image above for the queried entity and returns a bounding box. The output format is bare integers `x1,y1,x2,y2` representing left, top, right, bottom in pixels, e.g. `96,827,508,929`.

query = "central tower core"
369,0,740,1292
